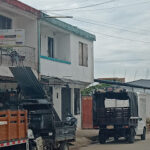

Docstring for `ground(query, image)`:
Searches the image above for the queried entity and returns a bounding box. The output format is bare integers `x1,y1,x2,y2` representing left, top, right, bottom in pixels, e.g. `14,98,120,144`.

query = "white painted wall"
40,33,94,83
40,24,70,62
55,33,70,61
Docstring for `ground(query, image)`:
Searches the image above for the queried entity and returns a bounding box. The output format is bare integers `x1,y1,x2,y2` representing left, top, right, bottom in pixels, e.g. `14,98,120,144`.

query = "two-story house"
0,0,96,128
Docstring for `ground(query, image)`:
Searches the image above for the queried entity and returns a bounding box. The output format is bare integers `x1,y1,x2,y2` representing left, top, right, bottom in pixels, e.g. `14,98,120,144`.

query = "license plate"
107,125,114,129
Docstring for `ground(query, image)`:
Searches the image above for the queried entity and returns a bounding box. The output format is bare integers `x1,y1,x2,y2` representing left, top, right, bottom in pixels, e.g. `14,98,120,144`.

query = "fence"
0,46,37,70
0,110,28,142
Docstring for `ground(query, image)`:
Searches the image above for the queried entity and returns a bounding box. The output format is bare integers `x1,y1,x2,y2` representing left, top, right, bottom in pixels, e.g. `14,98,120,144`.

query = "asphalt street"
79,134,150,150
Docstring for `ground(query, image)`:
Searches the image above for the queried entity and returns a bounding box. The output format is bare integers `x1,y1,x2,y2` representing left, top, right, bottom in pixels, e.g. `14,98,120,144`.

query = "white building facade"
0,0,96,128
39,15,95,127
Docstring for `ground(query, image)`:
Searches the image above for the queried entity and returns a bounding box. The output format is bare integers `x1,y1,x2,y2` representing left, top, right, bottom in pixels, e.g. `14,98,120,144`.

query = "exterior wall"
40,33,94,83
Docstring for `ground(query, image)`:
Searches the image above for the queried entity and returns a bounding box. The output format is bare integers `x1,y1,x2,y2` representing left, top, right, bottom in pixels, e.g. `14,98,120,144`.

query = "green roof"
40,13,96,41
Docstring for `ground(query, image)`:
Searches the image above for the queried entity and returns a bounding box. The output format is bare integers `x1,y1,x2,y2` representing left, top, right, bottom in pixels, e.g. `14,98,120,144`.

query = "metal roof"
40,13,96,41
128,79,150,89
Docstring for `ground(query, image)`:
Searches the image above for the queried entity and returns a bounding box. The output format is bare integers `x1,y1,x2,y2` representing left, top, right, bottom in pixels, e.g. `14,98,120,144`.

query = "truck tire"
141,128,146,140
99,134,106,144
59,143,69,150
128,128,135,143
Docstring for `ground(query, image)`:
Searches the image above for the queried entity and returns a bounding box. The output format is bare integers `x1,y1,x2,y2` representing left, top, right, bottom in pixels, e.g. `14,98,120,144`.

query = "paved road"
79,134,150,150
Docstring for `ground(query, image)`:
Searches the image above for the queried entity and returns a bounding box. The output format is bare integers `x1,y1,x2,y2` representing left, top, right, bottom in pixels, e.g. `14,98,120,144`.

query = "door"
136,118,144,135
61,88,71,120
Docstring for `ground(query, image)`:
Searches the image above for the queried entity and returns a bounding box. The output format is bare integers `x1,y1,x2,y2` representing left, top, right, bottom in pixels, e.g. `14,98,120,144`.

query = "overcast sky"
20,0,150,82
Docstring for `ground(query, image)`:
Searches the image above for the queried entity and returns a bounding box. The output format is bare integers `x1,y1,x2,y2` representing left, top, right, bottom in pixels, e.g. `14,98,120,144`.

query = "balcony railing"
0,45,37,70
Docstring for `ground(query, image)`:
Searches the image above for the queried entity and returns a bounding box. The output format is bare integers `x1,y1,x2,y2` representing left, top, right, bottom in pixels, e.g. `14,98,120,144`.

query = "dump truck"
93,90,146,144
0,67,76,150
0,90,29,150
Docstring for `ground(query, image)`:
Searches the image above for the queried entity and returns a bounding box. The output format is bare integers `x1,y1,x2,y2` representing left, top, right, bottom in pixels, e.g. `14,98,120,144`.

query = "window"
0,15,12,29
48,37,54,58
74,88,80,115
79,42,88,67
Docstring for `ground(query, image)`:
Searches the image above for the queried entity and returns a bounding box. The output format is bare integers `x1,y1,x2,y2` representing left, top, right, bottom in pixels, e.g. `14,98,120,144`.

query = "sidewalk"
70,129,99,150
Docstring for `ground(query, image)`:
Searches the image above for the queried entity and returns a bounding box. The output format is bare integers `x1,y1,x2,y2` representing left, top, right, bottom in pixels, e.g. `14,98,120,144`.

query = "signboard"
0,29,25,45
0,121,7,125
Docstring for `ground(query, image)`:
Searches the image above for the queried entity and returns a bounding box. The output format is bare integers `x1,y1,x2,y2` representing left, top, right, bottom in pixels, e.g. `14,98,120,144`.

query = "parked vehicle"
93,90,146,144
0,67,76,150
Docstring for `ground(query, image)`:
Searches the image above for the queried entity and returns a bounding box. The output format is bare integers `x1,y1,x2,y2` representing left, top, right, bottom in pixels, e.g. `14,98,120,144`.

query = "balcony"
0,46,37,70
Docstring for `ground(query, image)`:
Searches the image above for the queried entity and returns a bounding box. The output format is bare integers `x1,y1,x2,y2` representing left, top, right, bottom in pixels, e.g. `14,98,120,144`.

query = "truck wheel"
99,134,106,144
128,128,135,143
141,128,146,140
59,143,69,150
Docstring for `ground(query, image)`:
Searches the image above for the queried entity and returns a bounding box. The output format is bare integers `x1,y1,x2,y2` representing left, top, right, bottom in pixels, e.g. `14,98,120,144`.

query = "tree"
81,83,110,96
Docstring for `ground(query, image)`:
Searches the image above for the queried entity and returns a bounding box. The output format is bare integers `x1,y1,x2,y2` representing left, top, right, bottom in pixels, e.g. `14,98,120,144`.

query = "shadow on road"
87,136,142,145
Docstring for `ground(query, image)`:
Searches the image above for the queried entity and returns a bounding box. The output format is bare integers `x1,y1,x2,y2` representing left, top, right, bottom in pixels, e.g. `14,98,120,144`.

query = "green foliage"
81,83,110,96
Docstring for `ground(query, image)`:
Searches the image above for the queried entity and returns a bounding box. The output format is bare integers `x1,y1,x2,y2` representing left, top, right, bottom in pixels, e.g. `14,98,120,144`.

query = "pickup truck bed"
96,107,131,125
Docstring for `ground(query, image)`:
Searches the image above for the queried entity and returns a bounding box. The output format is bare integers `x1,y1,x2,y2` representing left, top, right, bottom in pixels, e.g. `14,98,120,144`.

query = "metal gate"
82,96,93,129
61,88,71,120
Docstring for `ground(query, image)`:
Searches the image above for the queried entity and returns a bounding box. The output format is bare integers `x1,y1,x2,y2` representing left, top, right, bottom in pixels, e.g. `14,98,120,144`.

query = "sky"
20,0,150,82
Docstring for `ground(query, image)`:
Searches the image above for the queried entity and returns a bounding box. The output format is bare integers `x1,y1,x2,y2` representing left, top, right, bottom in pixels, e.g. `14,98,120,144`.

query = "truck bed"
54,121,76,142
96,107,131,125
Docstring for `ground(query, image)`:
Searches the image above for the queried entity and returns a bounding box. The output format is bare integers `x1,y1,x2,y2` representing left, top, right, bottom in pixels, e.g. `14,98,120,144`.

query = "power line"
89,0,150,11
49,12,150,33
73,17,150,32
73,18,150,36
43,0,150,12
95,58,150,63
80,27,150,44
42,0,116,11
